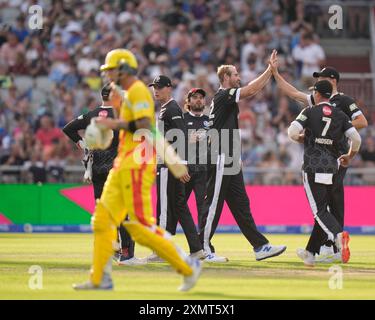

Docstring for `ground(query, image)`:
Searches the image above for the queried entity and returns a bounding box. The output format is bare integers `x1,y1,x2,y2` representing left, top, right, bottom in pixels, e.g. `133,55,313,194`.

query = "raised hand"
269,49,278,74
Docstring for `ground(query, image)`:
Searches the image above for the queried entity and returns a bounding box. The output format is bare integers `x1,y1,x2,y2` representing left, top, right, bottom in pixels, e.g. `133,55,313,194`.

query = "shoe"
203,253,228,263
73,273,113,290
336,231,350,263
254,244,287,261
189,249,206,260
296,248,315,267
178,258,202,292
316,252,342,263
112,252,121,262
145,252,164,263
315,245,340,263
118,256,147,266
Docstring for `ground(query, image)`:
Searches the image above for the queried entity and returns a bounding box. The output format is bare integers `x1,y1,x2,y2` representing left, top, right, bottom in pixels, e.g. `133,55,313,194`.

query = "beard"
190,104,205,112
230,79,241,88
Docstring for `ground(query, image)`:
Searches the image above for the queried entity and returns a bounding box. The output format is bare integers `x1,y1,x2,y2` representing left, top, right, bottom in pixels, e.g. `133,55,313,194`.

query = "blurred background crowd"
0,0,374,185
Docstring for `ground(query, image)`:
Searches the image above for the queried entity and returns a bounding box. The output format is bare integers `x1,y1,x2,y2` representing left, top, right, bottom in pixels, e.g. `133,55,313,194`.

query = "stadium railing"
1,165,375,185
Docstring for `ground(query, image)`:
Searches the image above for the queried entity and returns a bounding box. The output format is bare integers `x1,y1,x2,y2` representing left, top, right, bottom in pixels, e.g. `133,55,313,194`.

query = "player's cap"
313,67,340,82
312,80,333,98
101,83,111,100
148,75,172,88
187,88,206,99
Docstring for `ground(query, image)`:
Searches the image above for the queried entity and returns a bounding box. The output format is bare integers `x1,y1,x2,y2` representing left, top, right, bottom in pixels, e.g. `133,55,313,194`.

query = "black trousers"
185,169,207,231
92,172,134,257
199,154,268,254
156,166,202,254
302,171,343,255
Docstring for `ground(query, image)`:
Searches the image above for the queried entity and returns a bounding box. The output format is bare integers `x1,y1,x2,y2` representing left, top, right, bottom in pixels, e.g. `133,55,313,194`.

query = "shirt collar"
161,98,174,109
189,111,204,117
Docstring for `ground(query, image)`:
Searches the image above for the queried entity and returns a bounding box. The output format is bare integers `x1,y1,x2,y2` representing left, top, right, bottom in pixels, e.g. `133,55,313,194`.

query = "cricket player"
62,84,143,266
270,55,368,262
287,80,361,266
73,49,202,291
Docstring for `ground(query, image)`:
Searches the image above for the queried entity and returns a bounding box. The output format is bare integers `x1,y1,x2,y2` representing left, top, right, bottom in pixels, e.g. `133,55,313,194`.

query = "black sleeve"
223,88,240,105
294,107,310,128
167,105,187,133
341,96,363,120
62,112,90,143
340,111,354,133
165,105,187,160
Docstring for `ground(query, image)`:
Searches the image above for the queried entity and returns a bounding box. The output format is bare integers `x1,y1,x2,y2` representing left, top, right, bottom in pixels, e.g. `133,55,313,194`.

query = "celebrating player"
200,50,287,262
287,80,362,266
73,49,202,291
270,54,368,262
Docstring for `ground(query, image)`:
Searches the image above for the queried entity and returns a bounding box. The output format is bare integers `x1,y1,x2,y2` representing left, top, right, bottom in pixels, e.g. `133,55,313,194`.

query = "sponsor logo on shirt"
323,106,332,116
134,102,150,110
99,110,108,117
297,113,307,121
349,103,358,111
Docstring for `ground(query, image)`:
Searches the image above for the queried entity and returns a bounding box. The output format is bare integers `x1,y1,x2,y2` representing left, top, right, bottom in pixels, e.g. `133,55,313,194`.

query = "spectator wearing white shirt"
95,3,117,30
292,32,325,89
77,47,100,76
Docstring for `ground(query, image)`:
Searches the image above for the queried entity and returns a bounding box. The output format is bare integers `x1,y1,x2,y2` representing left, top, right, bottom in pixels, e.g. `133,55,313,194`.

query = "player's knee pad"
91,201,113,233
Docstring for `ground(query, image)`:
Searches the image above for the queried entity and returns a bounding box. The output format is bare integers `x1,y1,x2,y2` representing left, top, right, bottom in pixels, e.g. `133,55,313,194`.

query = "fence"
1,165,375,186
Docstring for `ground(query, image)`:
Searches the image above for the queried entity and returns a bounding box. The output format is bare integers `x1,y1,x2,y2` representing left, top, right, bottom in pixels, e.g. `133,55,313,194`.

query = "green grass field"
0,233,374,300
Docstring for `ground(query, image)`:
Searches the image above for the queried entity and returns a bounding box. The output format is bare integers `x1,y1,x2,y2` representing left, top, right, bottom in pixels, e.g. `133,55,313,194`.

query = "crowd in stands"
0,0,374,185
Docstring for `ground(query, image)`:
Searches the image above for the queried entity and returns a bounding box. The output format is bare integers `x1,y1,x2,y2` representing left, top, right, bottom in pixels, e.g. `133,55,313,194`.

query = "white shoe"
178,258,202,292
315,245,339,263
145,252,164,263
254,244,287,261
316,252,341,263
189,249,206,260
203,253,228,263
73,273,113,290
296,248,315,267
118,256,147,266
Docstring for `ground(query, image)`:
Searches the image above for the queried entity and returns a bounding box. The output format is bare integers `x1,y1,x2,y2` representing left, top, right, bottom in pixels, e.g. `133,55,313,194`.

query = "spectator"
360,137,375,165
35,114,63,161
11,16,29,43
168,24,192,62
25,36,48,76
0,32,25,72
267,14,292,54
292,32,325,88
95,3,117,31
23,148,47,184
